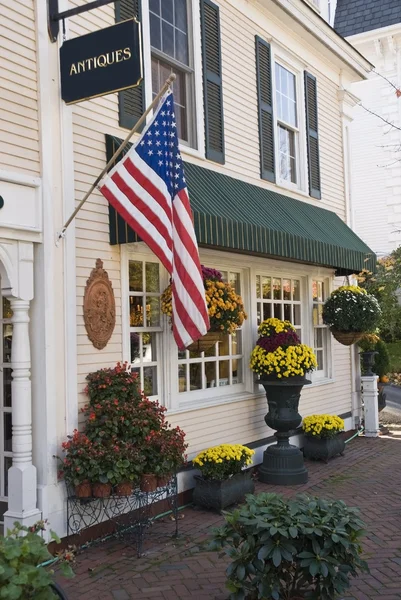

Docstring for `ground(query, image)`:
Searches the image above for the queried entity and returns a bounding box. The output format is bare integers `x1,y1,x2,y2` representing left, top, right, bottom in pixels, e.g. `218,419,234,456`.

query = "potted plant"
322,285,382,346
110,442,144,496
57,430,94,498
144,426,188,488
302,414,345,462
250,318,317,485
0,520,74,600
192,444,255,511
161,265,247,352
210,492,369,600
358,333,380,376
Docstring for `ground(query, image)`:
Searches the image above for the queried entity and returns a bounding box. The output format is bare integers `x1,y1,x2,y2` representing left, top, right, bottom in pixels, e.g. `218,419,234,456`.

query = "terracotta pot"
186,331,224,353
115,481,133,496
140,473,158,492
330,328,363,346
92,482,112,498
74,481,92,498
157,474,172,488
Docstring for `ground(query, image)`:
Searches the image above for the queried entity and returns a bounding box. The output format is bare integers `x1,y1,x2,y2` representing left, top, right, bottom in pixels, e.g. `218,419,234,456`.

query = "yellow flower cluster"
303,414,344,438
161,279,247,335
257,318,295,337
335,285,367,295
193,444,254,467
250,344,317,378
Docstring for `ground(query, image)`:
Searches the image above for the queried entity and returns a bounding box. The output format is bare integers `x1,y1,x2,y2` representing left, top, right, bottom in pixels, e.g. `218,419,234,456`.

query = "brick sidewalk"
57,433,401,600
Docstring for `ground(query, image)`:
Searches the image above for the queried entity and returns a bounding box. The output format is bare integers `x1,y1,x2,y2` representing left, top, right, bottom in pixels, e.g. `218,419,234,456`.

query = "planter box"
193,471,255,511
303,435,345,463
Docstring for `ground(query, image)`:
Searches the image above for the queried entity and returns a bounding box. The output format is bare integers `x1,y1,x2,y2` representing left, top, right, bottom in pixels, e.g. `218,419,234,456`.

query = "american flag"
100,90,210,349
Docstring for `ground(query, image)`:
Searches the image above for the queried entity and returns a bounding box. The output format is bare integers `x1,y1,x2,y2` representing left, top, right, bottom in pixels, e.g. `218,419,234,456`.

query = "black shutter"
117,0,144,129
304,72,321,199
200,0,225,164
255,36,275,182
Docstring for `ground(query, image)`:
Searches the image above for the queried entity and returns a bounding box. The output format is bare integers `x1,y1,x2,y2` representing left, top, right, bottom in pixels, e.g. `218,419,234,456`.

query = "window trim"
271,49,308,194
141,0,205,157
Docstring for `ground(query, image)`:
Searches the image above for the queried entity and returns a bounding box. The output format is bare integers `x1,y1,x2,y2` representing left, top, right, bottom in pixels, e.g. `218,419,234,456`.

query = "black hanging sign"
60,19,142,105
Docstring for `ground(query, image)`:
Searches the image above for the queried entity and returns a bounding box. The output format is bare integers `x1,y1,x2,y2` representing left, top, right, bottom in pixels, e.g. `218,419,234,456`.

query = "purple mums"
201,265,223,281
257,330,300,353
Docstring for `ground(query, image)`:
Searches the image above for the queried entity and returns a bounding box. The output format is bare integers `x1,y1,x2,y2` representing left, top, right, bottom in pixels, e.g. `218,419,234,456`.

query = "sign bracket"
48,0,118,42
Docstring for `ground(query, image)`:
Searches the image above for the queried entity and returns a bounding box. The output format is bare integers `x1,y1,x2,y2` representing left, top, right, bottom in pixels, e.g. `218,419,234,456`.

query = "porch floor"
57,432,401,600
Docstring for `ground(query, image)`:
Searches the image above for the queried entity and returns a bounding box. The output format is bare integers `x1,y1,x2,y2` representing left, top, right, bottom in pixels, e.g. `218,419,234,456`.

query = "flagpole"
56,73,176,242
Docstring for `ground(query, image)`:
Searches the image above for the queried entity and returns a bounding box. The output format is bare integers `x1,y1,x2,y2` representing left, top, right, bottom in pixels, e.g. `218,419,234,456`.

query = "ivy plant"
210,493,369,600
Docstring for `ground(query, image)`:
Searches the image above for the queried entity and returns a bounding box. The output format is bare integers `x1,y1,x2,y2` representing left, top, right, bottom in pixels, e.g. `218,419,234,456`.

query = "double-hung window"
312,279,330,380
256,275,302,338
149,0,195,146
275,63,299,185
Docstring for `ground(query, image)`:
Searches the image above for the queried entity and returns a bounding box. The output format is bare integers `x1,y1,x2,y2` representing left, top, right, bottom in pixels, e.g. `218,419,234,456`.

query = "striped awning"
106,135,375,275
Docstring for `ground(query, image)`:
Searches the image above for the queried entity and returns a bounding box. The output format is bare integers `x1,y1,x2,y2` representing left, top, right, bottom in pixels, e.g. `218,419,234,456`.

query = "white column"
4,298,41,531
361,375,380,438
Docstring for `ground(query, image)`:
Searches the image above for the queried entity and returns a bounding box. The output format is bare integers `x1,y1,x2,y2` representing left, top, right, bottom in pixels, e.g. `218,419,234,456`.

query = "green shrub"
210,493,368,600
373,339,390,379
0,521,74,600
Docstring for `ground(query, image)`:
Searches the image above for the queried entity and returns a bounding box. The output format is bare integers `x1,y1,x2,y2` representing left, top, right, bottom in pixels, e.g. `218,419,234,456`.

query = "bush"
373,339,390,379
323,286,381,333
210,493,368,600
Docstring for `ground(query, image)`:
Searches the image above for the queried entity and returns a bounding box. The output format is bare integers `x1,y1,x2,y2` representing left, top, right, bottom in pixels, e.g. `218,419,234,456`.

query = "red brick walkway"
57,433,401,599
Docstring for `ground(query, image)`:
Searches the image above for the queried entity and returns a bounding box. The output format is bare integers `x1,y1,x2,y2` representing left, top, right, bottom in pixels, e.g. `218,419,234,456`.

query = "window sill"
275,179,310,199
180,145,204,161
167,389,265,415
309,377,335,387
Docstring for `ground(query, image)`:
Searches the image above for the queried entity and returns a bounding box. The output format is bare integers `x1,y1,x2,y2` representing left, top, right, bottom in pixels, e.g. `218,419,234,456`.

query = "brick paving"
57,432,401,599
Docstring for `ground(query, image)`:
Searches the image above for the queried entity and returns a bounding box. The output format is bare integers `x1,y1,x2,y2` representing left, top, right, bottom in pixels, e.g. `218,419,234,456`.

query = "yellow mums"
303,414,344,438
193,444,255,481
336,285,367,295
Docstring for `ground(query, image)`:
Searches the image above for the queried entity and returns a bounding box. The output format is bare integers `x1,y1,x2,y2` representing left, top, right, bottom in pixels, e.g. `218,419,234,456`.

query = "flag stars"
148,150,153,156
158,160,163,166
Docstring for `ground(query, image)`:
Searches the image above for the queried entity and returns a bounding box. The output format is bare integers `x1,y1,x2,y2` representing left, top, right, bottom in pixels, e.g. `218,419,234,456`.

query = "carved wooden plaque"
83,259,116,350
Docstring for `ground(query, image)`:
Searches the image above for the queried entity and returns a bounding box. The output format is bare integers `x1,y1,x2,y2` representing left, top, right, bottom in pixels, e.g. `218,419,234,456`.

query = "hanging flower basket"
186,331,224,353
330,329,363,346
161,266,247,346
322,286,381,347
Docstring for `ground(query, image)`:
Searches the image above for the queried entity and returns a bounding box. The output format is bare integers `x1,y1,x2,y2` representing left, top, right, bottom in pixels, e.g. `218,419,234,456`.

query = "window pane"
142,333,158,362
145,263,159,293
178,364,187,392
219,361,230,386
256,275,261,298
150,12,161,50
312,280,318,302
274,303,282,319
283,279,291,301
4,457,12,496
2,298,12,319
284,303,291,322
273,278,281,300
4,413,12,452
175,30,188,65
263,303,272,320
149,0,160,14
316,350,323,370
162,0,174,23
3,369,12,408
293,304,301,326
218,334,230,357
130,297,144,327
231,330,242,355
162,21,174,57
147,296,160,327
278,126,296,183
315,328,323,348
175,0,188,31
233,358,242,384
276,64,297,127
292,280,300,301
190,363,202,391
129,261,143,292
130,332,141,363
262,277,271,299
3,325,12,363
143,366,158,396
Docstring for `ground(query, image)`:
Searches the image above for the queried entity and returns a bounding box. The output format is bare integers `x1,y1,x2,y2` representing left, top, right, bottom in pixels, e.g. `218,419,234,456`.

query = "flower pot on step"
92,482,112,498
193,470,254,511
303,434,345,463
140,474,158,492
115,481,133,496
74,481,92,498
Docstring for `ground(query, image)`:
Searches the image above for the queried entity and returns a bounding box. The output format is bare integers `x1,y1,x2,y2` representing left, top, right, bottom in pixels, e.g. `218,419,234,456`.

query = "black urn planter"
192,470,255,511
303,434,345,463
360,351,378,376
258,376,310,486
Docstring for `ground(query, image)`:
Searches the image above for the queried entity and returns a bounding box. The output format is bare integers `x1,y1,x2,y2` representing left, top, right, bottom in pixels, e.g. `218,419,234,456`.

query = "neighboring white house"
0,0,374,538
334,0,401,257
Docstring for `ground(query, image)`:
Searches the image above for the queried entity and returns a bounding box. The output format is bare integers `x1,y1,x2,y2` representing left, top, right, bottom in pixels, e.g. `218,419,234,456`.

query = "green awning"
106,135,375,274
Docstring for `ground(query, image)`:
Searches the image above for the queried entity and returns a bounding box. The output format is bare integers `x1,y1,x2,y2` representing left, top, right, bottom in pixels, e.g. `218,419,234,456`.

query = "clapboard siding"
0,0,39,176
69,1,353,446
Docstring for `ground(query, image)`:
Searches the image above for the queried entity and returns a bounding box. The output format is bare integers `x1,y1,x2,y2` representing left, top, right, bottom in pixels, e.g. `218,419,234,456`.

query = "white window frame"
271,48,308,194
141,0,205,158
308,276,333,383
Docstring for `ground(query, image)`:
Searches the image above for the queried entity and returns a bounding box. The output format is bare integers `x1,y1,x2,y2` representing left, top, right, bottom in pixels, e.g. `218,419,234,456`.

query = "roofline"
347,21,401,44
267,0,374,78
